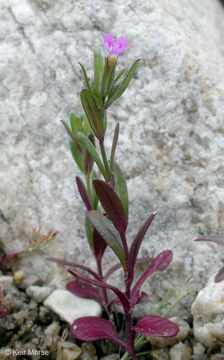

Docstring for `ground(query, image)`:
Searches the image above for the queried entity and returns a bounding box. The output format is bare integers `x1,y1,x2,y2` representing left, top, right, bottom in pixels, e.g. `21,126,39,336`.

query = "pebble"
13,270,24,285
19,275,43,289
26,285,52,303
169,342,192,360
56,341,82,360
0,275,14,286
44,289,102,324
148,317,190,347
191,275,224,347
44,321,61,336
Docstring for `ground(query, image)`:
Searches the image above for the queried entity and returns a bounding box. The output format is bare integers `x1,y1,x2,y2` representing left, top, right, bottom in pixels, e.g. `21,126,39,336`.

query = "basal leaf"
71,316,128,349
133,315,179,337
80,89,104,140
93,179,128,236
66,281,103,305
88,210,127,269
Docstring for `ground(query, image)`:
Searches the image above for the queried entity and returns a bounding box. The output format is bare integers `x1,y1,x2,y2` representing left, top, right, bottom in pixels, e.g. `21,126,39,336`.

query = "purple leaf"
68,268,130,314
66,281,104,306
92,228,107,266
195,235,224,246
76,176,92,211
128,212,156,283
71,316,128,349
131,250,173,307
46,257,101,280
133,315,179,337
93,179,128,236
112,291,148,306
215,265,224,282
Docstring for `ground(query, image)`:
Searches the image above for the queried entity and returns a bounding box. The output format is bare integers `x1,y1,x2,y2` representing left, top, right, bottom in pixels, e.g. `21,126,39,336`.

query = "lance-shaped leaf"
69,140,84,173
93,179,128,236
106,59,140,107
68,268,130,313
195,235,224,246
79,63,91,92
128,212,156,284
61,120,82,152
46,257,100,280
92,227,107,266
101,56,117,97
71,317,128,349
66,281,104,306
215,266,224,282
81,89,104,141
76,176,92,211
131,250,173,307
113,163,128,216
94,51,104,93
88,210,127,269
133,315,179,337
112,291,148,306
110,123,119,177
78,132,107,180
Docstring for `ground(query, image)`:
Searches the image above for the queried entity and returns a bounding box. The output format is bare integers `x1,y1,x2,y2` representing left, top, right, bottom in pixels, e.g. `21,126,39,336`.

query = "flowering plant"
48,33,179,359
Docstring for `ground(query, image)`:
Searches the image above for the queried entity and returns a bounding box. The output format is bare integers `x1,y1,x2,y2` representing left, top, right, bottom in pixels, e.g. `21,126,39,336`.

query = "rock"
100,355,119,360
44,289,102,324
192,342,206,357
191,275,224,347
1,0,224,316
148,316,190,347
56,342,82,360
13,271,24,285
26,285,52,303
169,342,192,360
19,275,43,290
44,321,61,337
0,275,13,286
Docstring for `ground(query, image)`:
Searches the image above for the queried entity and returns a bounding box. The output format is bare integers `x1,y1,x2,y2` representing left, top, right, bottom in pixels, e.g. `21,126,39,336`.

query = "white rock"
0,276,13,285
44,289,102,324
26,285,52,303
191,276,224,347
169,342,192,360
1,0,224,316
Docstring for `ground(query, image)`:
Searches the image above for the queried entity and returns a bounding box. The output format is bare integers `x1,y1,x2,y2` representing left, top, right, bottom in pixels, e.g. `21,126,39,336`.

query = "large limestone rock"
1,0,224,315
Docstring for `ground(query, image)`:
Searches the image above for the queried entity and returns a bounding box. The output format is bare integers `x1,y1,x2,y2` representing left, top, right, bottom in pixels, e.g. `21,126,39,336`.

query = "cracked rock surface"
1,0,224,316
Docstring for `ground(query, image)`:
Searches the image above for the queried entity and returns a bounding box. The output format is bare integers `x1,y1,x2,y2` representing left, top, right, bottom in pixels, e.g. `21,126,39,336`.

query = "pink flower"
104,33,131,56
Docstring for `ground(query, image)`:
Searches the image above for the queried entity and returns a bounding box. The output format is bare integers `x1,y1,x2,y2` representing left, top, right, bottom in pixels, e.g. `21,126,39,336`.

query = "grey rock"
26,285,52,303
19,275,43,290
191,275,224,347
1,0,224,316
44,289,102,324
169,342,192,360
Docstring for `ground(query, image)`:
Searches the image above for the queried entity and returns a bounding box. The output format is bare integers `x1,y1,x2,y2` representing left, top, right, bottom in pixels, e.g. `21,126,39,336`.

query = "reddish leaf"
133,315,179,337
131,250,173,307
68,268,130,314
112,291,148,306
92,228,107,265
76,176,92,211
66,281,104,306
93,179,128,235
46,257,100,280
128,212,156,283
71,316,128,349
195,235,224,246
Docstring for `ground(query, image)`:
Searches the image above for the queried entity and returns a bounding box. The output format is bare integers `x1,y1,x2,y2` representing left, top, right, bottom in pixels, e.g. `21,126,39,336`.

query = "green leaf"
101,57,117,97
93,88,104,109
113,163,128,216
114,68,126,83
94,51,104,92
110,123,119,175
70,113,82,138
106,59,140,107
79,63,91,92
81,89,104,140
69,140,84,173
88,210,127,269
77,132,107,180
